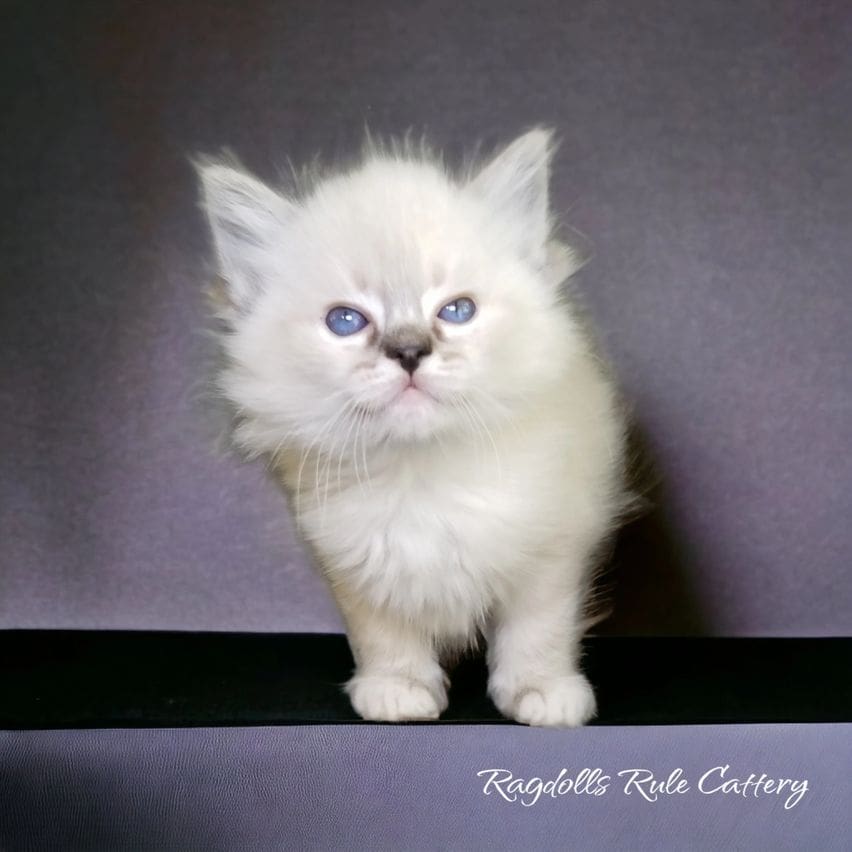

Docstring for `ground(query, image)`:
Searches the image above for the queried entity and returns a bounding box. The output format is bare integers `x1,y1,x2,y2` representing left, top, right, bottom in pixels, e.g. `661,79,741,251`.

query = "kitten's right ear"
467,128,555,266
195,159,294,309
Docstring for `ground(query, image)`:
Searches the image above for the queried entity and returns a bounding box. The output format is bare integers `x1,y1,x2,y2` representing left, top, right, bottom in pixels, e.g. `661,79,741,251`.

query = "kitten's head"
198,129,585,456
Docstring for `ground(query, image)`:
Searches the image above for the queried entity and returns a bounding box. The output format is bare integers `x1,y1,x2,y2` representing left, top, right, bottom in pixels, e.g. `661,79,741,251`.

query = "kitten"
197,129,629,726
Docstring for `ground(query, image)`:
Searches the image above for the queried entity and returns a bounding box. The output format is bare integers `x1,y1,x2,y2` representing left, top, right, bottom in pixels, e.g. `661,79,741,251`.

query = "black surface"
1,631,850,728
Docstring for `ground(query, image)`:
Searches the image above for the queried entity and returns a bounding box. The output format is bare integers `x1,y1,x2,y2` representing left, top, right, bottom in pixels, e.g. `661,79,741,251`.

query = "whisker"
357,407,372,491
336,401,362,495
351,408,368,493
294,403,351,525
467,398,503,485
320,399,358,529
457,395,485,466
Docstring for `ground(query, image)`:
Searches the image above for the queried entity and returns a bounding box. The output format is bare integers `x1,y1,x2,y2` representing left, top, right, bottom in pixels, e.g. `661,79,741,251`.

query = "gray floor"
1,724,849,850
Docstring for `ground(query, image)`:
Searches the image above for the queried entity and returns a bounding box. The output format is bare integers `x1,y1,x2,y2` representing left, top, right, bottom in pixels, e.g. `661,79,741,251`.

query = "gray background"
2,0,850,635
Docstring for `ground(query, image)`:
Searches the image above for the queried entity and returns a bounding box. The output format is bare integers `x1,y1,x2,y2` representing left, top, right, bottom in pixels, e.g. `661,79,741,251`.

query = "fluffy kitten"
197,129,629,726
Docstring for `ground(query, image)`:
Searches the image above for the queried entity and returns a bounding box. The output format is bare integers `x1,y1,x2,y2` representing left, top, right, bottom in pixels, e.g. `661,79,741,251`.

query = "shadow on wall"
595,420,710,637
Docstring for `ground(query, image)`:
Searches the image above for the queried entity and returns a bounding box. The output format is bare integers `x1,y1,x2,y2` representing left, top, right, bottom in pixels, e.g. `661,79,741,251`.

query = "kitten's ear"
467,128,555,264
196,160,294,309
546,226,594,288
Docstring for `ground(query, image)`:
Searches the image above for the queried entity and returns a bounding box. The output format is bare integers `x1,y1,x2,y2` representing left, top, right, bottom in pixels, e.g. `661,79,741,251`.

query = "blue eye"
325,306,369,336
437,297,476,324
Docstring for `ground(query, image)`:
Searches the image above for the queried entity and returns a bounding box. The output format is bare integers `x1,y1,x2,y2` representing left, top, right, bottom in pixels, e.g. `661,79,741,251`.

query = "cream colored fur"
198,129,629,726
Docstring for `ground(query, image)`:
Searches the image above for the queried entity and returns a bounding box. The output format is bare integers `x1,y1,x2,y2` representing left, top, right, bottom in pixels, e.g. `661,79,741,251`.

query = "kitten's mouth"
355,379,438,419
396,377,437,403
379,379,439,414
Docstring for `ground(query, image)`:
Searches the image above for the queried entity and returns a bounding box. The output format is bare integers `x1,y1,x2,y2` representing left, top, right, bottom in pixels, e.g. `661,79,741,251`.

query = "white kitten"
197,129,630,726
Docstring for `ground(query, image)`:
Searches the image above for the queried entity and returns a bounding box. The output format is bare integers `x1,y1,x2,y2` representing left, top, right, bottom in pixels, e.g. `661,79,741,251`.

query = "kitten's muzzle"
383,338,432,374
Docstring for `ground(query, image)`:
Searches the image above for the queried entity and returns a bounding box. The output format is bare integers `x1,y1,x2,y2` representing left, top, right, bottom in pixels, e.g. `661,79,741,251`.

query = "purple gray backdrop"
2,0,850,636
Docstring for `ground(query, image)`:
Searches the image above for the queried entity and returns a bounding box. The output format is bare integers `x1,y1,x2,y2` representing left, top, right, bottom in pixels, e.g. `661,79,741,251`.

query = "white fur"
198,129,629,726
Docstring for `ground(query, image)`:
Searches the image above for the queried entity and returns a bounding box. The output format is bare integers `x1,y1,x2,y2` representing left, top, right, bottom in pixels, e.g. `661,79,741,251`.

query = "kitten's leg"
335,592,448,722
486,558,596,727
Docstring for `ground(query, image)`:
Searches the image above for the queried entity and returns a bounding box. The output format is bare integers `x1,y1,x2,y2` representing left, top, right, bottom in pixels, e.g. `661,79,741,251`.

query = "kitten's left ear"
467,127,555,265
196,159,295,310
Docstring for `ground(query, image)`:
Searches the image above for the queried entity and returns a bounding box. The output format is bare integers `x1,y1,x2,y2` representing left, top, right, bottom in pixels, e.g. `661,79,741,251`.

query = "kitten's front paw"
491,674,597,728
346,674,447,722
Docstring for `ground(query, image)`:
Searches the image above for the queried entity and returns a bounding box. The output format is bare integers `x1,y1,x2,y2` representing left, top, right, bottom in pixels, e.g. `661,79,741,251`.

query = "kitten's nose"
383,340,432,374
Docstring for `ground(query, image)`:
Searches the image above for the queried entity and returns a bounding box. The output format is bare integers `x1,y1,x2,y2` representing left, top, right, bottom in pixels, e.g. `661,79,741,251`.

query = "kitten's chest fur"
275,437,538,636
273,380,621,640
